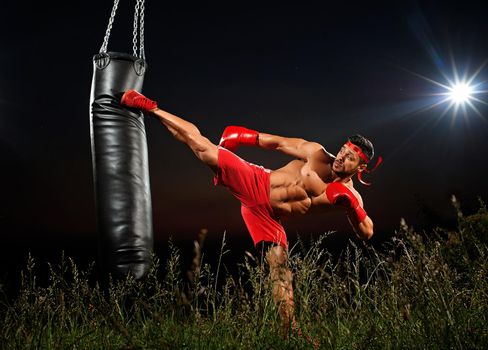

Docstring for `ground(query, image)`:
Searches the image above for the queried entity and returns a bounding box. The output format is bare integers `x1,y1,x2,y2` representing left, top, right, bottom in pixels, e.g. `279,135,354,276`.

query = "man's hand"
219,126,259,152
325,182,367,223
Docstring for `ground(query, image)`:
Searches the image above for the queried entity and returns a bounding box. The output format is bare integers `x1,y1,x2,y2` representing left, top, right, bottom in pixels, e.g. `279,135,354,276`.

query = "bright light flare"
404,59,488,121
448,82,474,104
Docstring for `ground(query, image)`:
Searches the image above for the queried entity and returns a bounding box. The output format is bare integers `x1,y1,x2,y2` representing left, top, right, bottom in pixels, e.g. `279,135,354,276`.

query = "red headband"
346,141,369,163
345,140,383,186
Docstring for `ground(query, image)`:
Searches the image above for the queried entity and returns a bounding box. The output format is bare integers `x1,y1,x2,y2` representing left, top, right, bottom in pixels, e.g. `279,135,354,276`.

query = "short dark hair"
348,134,374,162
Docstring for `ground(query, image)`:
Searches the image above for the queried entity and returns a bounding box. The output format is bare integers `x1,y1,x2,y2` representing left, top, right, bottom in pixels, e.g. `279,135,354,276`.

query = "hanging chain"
139,0,146,60
100,0,145,59
132,0,146,59
132,0,141,57
100,0,120,53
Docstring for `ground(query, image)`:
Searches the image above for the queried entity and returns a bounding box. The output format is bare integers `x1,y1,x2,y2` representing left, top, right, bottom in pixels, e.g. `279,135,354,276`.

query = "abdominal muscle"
269,160,328,216
270,185,312,215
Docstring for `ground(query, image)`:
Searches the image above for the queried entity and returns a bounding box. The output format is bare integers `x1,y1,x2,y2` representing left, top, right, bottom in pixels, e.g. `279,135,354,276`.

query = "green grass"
1,197,487,349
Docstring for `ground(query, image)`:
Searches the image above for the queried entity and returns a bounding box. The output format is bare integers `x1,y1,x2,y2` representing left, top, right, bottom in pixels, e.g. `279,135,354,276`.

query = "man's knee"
199,143,218,169
266,245,288,269
187,134,218,167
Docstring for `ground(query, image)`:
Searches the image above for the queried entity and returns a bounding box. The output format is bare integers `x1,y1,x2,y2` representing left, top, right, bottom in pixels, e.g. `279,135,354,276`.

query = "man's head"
332,134,374,177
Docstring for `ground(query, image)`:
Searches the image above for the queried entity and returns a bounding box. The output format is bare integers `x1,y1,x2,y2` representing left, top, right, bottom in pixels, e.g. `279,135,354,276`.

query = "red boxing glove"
121,90,158,113
325,182,367,223
219,126,259,152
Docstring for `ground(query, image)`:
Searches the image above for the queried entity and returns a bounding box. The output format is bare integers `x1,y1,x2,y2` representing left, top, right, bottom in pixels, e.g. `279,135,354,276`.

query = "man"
120,89,376,334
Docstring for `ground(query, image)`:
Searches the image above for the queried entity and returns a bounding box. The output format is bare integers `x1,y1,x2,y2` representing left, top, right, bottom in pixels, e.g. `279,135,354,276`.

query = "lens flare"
448,82,474,104
402,60,488,120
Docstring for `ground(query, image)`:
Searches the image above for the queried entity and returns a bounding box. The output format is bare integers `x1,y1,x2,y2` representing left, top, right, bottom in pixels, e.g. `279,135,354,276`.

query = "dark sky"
1,0,488,275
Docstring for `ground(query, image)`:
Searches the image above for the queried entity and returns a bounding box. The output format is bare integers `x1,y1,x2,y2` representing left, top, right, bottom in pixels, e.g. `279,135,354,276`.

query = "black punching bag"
89,52,153,280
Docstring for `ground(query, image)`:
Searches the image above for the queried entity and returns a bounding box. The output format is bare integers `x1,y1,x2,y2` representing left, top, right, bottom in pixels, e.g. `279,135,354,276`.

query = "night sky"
1,1,488,281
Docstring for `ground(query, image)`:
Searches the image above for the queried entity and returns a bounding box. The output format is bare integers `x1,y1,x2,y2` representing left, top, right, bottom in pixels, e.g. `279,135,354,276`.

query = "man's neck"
331,170,354,184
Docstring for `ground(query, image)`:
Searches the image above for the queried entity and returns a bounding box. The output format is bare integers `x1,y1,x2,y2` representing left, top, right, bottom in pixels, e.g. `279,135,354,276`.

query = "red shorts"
214,147,288,249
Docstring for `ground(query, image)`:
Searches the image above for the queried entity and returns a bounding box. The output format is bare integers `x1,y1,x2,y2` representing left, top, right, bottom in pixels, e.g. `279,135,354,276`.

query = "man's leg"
152,108,218,171
266,245,319,348
121,90,218,171
265,245,295,334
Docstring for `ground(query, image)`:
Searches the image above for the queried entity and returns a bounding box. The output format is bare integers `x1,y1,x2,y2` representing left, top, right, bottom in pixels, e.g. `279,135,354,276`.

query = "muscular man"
120,90,376,334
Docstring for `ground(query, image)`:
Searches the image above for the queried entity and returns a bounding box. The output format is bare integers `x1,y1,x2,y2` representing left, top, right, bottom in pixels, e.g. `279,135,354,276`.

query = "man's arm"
219,125,323,160
325,182,374,240
346,211,374,240
219,126,324,160
258,133,325,160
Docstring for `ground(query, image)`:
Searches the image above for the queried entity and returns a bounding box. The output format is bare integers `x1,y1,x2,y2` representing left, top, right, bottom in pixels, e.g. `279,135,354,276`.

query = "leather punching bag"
89,52,153,280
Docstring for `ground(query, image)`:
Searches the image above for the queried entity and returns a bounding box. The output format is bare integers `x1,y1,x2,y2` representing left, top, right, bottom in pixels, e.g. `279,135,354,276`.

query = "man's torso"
269,148,360,217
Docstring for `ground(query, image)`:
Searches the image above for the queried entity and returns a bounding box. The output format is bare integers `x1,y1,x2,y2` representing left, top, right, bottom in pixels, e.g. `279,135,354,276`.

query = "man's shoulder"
309,145,334,161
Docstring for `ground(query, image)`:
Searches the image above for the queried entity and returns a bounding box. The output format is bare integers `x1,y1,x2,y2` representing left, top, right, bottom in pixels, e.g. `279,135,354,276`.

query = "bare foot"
292,321,320,349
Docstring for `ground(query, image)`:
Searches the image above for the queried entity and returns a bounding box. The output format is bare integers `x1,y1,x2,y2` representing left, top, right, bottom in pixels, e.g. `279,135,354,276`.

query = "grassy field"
1,197,487,349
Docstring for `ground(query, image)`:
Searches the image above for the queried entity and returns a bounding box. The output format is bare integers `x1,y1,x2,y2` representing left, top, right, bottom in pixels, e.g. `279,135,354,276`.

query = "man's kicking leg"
121,90,218,171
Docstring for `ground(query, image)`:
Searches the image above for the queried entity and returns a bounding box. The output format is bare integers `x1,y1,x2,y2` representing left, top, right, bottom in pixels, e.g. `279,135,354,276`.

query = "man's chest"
300,161,331,196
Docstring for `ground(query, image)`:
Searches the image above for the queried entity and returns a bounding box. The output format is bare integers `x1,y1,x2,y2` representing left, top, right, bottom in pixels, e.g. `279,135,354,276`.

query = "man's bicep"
298,141,325,155
274,137,309,158
259,134,304,153
285,140,324,159
262,133,323,159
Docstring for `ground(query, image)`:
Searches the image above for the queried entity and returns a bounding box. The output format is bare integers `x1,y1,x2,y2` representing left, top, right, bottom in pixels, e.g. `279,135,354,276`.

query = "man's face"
332,144,365,176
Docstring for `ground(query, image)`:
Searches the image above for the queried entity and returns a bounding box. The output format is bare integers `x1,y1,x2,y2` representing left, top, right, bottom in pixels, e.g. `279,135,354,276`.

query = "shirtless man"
120,90,376,334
